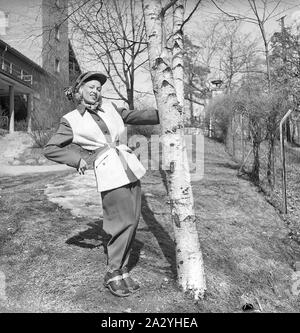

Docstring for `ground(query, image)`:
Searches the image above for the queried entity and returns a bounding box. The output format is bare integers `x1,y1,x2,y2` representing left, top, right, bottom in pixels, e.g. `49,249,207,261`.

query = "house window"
55,58,60,73
55,25,60,41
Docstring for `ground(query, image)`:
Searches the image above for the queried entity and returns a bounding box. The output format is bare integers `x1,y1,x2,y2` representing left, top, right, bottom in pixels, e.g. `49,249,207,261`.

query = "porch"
0,66,34,133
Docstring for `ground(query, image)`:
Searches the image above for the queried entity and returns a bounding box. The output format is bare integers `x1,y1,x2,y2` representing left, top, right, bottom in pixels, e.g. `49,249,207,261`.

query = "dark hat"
64,71,107,101
74,71,107,91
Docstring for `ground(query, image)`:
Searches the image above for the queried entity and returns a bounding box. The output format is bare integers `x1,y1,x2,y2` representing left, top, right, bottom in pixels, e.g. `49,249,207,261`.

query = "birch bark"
143,0,206,299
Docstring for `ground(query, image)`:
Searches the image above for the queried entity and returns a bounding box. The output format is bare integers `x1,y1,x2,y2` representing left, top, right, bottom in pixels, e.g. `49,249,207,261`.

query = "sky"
187,0,300,40
177,0,300,83
70,0,300,108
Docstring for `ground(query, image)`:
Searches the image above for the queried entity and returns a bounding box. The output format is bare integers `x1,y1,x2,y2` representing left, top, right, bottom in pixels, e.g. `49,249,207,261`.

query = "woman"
44,71,159,297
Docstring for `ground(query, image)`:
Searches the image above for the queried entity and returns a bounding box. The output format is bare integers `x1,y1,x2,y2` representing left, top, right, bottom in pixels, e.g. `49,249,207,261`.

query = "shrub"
0,128,8,136
30,129,55,148
0,106,9,131
15,120,28,132
29,111,58,148
204,95,233,142
129,124,161,138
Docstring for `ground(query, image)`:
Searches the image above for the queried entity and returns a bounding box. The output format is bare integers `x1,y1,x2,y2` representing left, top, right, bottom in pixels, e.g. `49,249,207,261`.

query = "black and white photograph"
0,0,300,319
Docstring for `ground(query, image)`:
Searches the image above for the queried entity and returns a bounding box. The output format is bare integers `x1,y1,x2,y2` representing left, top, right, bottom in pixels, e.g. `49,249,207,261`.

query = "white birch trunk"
172,0,185,108
143,0,206,300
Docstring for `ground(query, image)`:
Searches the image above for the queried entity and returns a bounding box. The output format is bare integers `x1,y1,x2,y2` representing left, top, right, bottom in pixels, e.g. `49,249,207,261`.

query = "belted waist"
94,142,118,155
89,142,132,161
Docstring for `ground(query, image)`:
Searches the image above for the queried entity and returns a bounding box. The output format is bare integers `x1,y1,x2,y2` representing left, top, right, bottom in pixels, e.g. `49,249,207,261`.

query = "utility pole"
278,16,287,63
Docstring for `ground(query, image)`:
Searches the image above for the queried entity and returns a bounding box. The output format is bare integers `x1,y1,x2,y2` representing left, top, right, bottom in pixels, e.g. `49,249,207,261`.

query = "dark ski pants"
101,180,141,271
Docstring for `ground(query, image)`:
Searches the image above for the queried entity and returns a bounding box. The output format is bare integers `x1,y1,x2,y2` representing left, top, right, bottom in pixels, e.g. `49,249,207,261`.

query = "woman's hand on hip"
77,159,88,175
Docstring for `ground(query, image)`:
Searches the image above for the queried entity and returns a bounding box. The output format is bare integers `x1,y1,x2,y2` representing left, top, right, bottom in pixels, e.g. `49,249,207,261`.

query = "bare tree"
210,0,297,90
211,0,296,187
142,0,206,299
183,35,210,123
69,0,148,109
218,21,259,93
194,20,223,76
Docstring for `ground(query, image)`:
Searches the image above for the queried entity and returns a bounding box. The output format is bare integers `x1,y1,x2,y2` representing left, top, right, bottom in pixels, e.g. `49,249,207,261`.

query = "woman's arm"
43,117,82,169
113,104,160,125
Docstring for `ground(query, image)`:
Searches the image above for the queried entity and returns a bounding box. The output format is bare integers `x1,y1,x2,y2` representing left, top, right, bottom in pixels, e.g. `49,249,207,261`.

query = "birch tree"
142,0,206,299
172,0,185,108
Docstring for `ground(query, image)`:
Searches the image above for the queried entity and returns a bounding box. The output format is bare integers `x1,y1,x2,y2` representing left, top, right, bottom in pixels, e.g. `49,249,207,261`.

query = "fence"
225,112,300,215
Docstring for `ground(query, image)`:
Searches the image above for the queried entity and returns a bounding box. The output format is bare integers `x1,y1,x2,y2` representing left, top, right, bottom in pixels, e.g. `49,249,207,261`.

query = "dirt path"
0,132,72,176
0,132,33,165
0,137,299,313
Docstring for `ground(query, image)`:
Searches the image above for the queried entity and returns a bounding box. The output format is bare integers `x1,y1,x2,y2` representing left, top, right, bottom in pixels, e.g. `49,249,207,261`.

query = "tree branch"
161,0,179,17
180,0,202,30
210,0,256,24
185,96,205,106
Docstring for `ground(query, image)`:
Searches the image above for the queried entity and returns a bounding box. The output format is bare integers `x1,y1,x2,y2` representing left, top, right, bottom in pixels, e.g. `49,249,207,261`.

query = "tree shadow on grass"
214,162,240,170
65,219,144,270
141,193,177,278
159,169,169,195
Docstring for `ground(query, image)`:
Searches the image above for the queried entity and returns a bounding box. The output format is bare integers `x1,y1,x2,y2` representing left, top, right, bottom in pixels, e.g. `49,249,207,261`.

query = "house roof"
0,39,48,75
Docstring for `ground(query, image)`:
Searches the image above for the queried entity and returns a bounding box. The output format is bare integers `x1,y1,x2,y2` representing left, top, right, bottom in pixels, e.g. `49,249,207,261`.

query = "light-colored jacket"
64,102,145,192
44,102,159,192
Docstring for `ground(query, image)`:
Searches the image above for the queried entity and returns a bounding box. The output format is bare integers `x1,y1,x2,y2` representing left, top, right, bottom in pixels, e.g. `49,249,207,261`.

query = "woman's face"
81,79,102,104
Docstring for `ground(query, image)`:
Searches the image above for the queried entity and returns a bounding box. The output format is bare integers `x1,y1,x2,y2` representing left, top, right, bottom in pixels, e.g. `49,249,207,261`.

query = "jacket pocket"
94,152,110,169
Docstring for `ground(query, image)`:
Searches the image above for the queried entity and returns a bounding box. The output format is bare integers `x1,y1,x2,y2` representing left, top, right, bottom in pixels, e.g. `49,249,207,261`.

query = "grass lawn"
0,138,299,313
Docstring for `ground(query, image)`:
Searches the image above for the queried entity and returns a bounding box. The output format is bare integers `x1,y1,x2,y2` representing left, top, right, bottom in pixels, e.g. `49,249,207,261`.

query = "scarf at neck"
82,101,102,112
